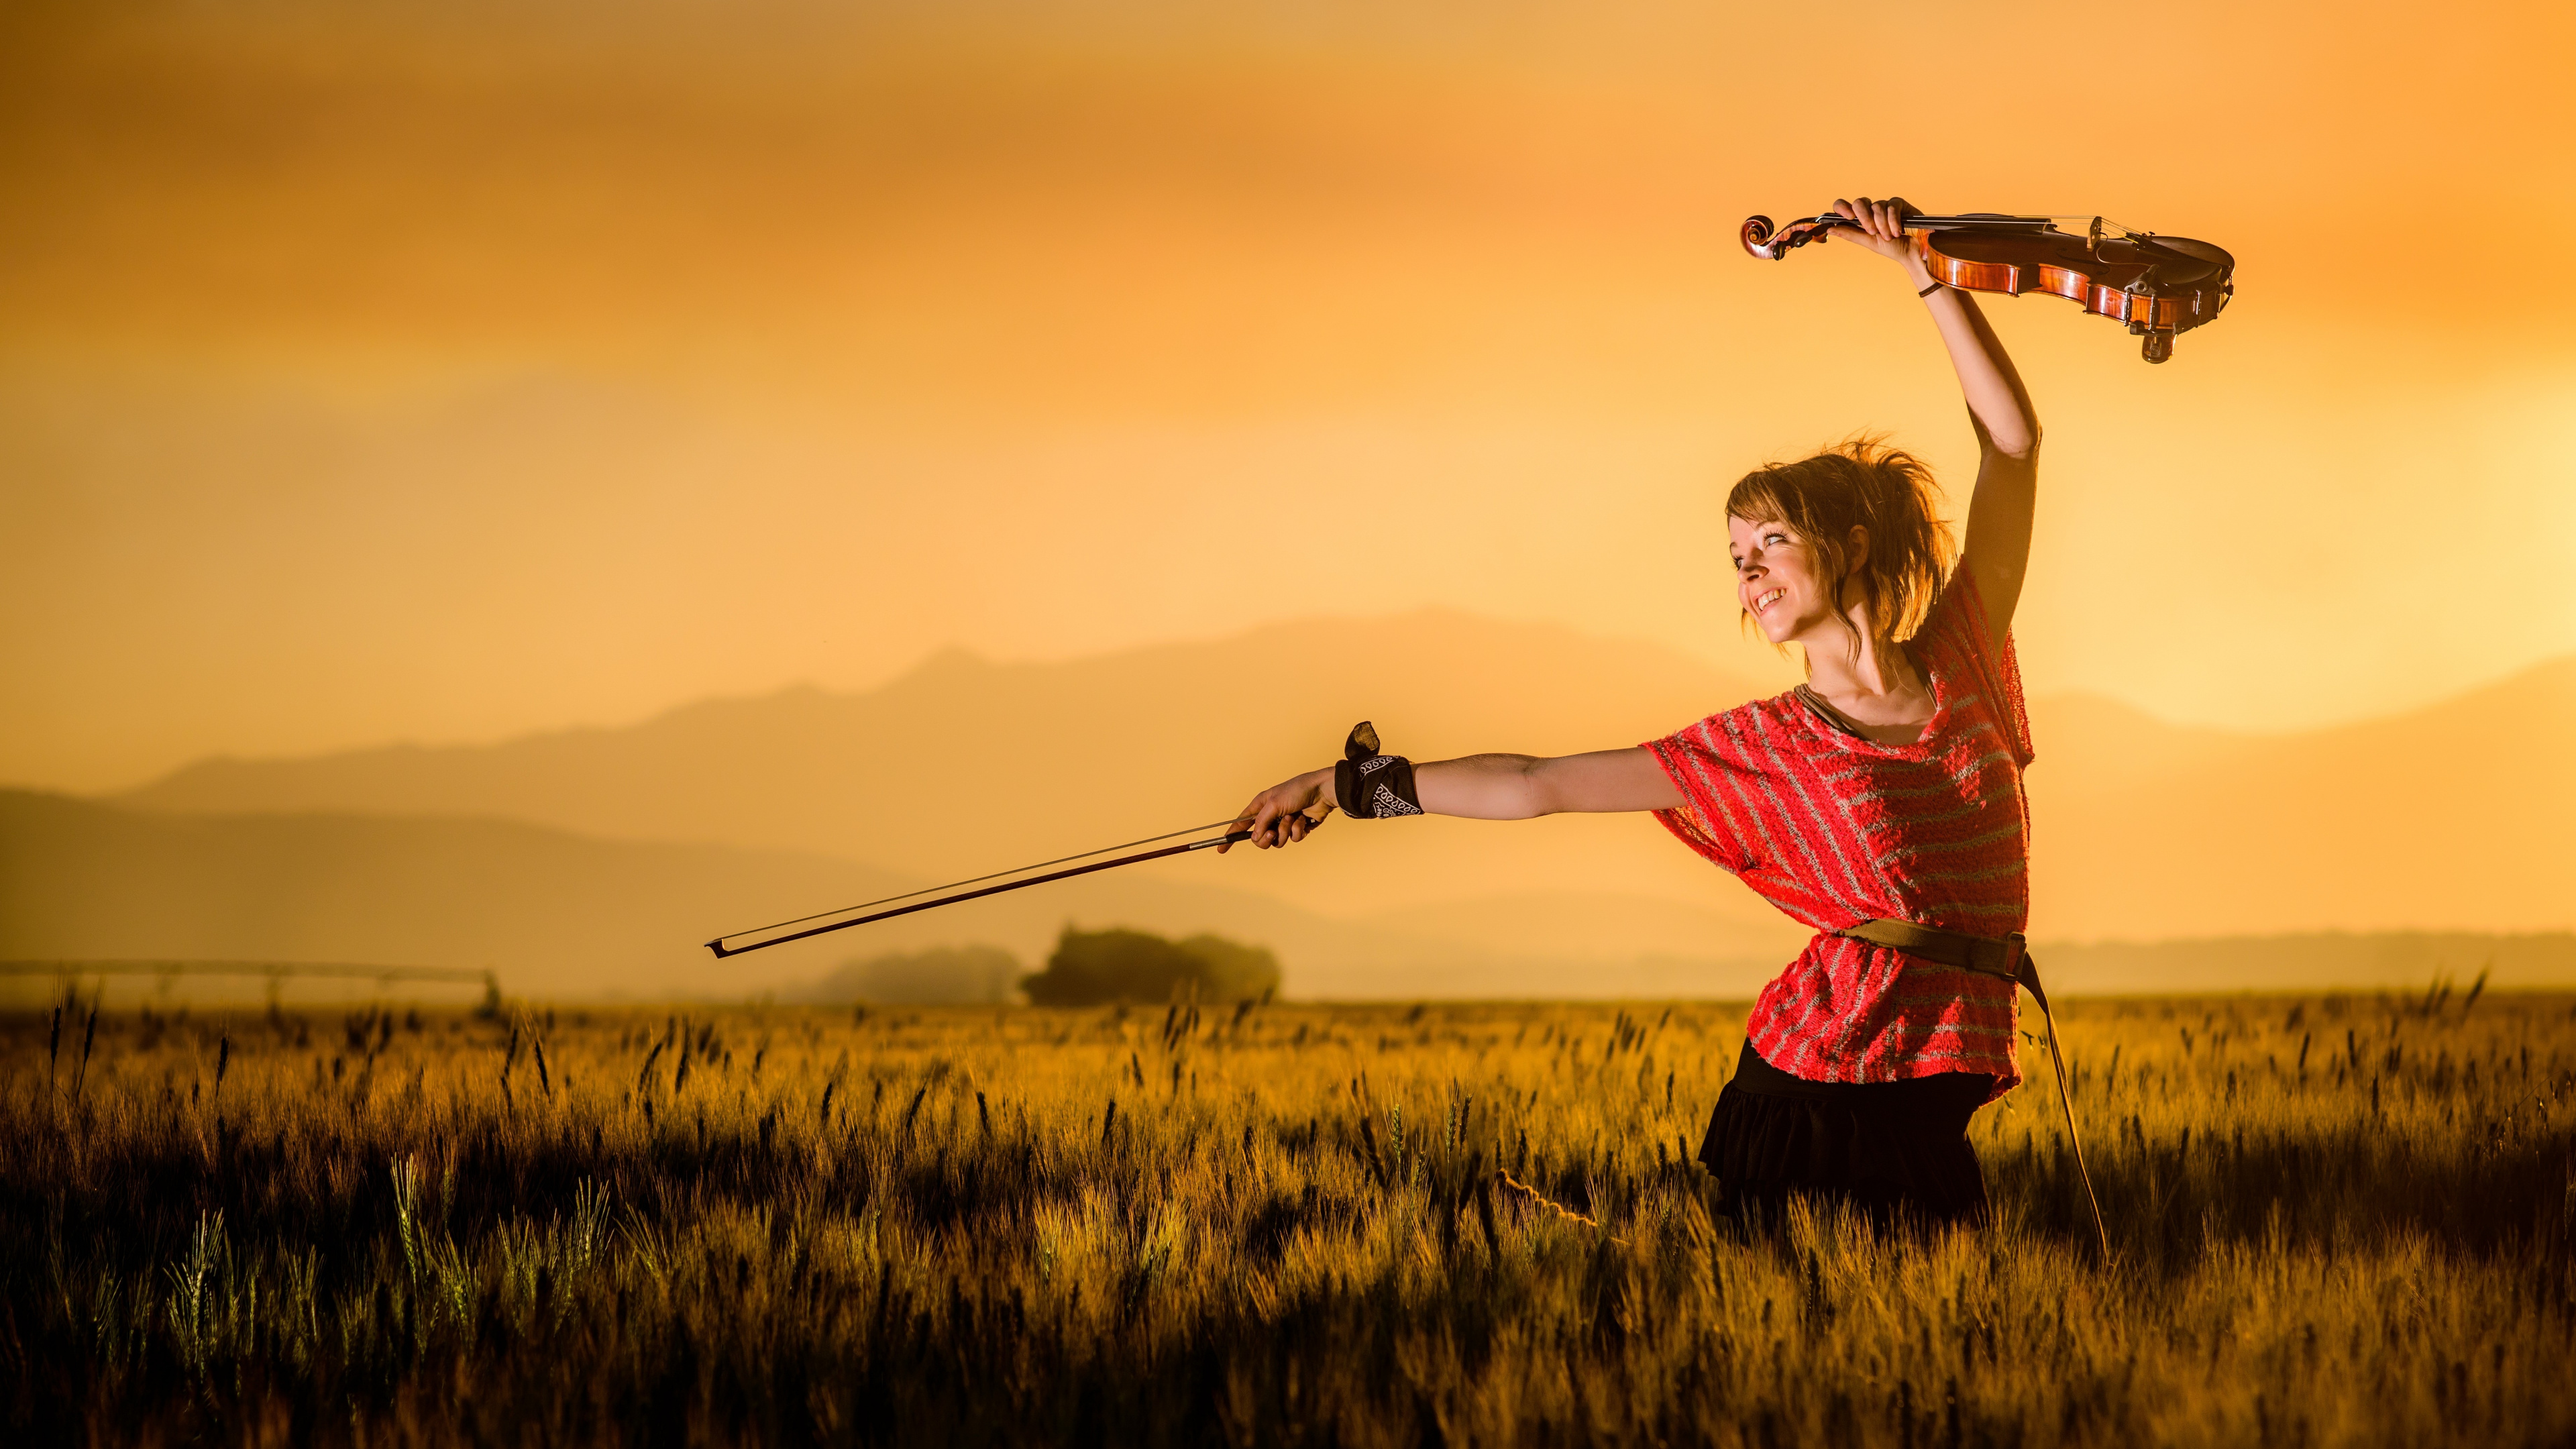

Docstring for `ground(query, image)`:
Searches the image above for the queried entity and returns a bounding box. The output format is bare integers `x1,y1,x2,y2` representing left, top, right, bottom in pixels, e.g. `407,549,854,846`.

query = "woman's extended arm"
1222,747,1682,851
1833,196,2040,648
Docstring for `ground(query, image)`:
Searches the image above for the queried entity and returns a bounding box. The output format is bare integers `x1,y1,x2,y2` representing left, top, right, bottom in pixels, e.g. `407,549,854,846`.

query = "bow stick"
704,818,1256,959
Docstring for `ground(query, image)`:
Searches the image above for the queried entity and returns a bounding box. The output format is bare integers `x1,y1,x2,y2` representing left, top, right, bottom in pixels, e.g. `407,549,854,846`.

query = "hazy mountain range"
11,612,2571,998
0,790,1800,1002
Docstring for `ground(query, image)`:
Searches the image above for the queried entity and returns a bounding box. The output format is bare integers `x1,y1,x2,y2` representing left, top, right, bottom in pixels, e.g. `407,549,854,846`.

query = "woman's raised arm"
1222,747,1682,851
1833,196,2041,648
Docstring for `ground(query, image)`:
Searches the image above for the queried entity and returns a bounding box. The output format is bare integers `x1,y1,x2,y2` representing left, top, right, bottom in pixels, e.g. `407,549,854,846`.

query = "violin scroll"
1741,213,1840,261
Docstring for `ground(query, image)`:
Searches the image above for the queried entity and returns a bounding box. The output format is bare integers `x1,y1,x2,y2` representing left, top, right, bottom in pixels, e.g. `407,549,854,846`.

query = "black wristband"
1334,720,1422,819
1337,755,1421,818
1917,279,1944,297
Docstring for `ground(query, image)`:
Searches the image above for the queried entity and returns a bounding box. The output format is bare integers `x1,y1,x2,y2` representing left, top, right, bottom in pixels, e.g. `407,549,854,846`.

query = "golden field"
5,987,2571,1446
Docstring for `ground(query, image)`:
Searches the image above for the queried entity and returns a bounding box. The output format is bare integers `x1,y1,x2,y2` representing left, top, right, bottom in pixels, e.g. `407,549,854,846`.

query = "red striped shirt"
1644,573,2032,1098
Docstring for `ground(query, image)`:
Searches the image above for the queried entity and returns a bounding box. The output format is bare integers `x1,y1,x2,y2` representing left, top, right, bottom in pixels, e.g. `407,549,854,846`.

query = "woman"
1230,195,2043,1228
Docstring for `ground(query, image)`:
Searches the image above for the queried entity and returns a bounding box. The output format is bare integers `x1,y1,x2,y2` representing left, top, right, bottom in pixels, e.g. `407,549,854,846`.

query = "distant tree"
788,945,1023,1006
1020,926,1280,1006
1172,932,1283,1002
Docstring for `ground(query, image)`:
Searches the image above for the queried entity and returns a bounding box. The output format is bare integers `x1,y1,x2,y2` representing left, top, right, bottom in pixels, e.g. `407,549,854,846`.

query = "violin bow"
704,817,1256,959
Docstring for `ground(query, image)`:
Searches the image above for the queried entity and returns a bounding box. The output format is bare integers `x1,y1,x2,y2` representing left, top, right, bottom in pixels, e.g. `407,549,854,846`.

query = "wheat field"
5,987,2571,1446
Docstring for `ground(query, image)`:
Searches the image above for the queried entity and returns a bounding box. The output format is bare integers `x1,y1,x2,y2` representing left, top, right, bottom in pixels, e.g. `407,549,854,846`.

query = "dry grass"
4,988,2572,1446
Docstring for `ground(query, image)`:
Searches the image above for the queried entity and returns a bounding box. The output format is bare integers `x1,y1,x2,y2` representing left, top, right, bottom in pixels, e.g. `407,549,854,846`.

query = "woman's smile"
1731,515,1826,643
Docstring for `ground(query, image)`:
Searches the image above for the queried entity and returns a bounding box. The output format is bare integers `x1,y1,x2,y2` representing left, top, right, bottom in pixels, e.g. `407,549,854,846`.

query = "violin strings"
1813,212,2106,226
714,816,1257,945
1799,212,2155,243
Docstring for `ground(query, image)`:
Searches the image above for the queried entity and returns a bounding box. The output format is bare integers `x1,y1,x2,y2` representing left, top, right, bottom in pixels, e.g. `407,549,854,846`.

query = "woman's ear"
1843,524,1872,577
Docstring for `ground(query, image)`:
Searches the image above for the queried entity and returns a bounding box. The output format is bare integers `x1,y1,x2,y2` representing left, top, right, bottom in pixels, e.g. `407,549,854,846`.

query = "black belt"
1835,918,2107,1260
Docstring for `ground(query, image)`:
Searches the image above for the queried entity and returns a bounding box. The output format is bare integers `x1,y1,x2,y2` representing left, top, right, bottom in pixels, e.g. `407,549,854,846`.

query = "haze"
5,0,2573,798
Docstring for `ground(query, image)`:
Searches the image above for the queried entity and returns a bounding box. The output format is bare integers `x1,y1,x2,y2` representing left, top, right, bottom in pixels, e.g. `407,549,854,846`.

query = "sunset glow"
7,0,2572,797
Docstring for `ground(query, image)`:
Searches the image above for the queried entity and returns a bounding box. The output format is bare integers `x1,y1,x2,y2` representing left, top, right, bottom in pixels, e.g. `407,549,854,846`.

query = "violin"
1741,210,2235,363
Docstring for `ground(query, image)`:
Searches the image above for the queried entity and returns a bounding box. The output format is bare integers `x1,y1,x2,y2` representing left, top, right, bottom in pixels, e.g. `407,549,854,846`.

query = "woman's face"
1728,514,1842,646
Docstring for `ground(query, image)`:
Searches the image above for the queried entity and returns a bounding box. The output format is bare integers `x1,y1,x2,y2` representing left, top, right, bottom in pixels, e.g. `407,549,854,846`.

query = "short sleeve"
1919,570,2034,768
1642,721,1758,875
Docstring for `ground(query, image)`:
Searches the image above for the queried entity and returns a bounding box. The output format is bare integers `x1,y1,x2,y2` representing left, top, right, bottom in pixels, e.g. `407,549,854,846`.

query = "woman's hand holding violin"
1823,193,2040,637
1831,196,1938,290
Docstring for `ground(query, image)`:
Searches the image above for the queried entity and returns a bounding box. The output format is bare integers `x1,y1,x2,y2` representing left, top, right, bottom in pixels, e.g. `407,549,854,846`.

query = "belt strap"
1837,918,2037,1002
1837,917,2108,1262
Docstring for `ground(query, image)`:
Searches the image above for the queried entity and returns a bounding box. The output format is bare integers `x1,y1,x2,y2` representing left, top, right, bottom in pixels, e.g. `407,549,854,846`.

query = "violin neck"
1823,213,2063,232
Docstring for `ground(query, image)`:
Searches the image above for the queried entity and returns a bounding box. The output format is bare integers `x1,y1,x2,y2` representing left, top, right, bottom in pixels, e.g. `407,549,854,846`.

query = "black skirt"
1697,1039,1994,1228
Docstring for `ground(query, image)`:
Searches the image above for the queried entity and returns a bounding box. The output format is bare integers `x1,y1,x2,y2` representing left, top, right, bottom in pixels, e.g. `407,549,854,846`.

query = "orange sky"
4,0,2573,792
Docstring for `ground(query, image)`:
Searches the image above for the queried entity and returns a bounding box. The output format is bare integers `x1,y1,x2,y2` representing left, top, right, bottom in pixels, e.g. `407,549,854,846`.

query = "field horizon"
9,927,2576,1013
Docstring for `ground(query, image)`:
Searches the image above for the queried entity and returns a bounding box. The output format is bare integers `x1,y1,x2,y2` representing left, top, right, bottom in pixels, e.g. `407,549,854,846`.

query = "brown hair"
1726,433,1955,656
